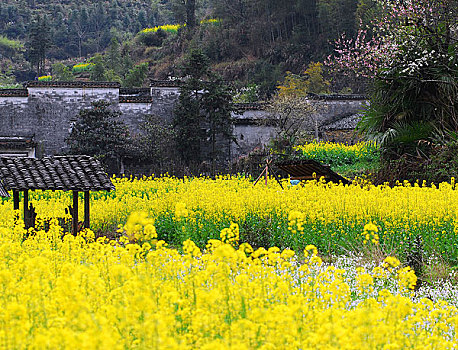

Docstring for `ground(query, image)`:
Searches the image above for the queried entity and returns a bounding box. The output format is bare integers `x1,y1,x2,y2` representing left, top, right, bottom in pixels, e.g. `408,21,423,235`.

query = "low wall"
0,81,367,160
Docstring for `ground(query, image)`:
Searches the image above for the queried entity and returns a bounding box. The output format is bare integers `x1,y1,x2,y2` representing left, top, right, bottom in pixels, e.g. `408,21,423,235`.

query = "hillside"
0,0,369,95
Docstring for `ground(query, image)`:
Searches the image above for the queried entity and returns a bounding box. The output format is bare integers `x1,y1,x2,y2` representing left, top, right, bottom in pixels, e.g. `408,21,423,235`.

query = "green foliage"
104,69,122,84
135,114,178,173
375,141,458,185
360,51,458,159
151,208,458,266
51,62,74,81
137,28,168,47
0,35,23,58
89,54,106,81
233,84,260,103
123,62,149,87
356,1,458,160
26,15,51,76
173,49,235,172
106,37,121,73
72,63,95,73
0,70,17,87
2,0,367,95
66,100,130,168
1,0,154,60
251,61,283,99
318,0,359,50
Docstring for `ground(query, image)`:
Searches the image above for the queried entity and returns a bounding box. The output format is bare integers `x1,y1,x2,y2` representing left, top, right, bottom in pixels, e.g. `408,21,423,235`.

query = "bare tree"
265,95,323,154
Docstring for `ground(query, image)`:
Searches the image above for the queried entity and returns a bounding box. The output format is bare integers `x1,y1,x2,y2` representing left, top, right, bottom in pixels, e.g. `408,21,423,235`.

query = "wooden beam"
13,190,19,210
253,166,267,186
72,190,78,235
84,191,90,229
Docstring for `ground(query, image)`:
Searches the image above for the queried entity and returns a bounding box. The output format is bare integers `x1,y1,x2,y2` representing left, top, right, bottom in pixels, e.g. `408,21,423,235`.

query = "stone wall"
119,102,152,134
150,86,180,123
0,81,367,161
231,108,276,156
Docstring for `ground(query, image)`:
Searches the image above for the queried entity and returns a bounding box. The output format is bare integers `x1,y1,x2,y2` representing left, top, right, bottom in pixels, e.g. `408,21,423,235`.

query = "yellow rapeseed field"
1,175,457,230
0,215,456,349
1,175,457,261
1,176,458,347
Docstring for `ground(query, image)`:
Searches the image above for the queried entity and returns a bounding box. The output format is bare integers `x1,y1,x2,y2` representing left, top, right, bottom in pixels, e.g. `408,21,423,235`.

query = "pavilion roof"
0,155,115,192
275,159,351,184
0,180,8,197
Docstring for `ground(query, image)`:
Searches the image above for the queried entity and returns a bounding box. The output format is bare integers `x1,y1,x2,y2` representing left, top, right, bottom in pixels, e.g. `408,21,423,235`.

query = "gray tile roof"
150,80,183,88
25,81,120,89
0,89,28,97
321,113,363,130
0,155,115,192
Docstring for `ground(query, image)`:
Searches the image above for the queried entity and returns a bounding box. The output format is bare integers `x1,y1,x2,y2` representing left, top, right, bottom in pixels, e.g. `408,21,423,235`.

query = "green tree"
0,35,23,59
51,62,74,81
106,36,121,73
136,114,178,173
317,0,359,50
173,49,235,173
123,62,149,87
0,69,18,88
170,0,197,28
66,101,130,172
26,15,52,76
104,69,122,83
90,54,106,81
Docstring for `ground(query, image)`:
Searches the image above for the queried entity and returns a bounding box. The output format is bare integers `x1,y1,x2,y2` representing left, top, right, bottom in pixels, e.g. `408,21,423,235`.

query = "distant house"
0,135,36,158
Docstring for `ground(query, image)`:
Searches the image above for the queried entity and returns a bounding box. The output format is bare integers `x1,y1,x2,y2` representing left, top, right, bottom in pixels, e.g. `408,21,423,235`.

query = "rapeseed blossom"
2,175,458,262
0,218,455,348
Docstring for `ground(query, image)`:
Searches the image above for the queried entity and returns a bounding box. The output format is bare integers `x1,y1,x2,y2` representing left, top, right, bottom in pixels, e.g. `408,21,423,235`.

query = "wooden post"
23,190,28,223
265,163,268,186
84,191,90,229
72,190,78,235
13,190,19,210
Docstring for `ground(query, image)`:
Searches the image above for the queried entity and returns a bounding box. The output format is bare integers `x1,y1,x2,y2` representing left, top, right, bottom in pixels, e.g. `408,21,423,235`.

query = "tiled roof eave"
0,155,115,192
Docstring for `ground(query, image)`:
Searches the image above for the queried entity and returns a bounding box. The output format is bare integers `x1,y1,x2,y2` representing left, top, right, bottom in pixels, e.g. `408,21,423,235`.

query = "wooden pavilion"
0,155,115,233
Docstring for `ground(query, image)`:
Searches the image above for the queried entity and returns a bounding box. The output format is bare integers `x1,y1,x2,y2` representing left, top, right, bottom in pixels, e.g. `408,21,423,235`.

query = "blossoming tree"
328,0,457,157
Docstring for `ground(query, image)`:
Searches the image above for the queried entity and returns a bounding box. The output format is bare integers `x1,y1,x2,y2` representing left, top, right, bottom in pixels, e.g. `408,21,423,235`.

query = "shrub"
37,75,52,81
137,28,168,47
72,63,95,74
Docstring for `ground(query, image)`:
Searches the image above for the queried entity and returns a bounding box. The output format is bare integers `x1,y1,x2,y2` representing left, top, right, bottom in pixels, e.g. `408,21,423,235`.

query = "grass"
333,160,381,178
